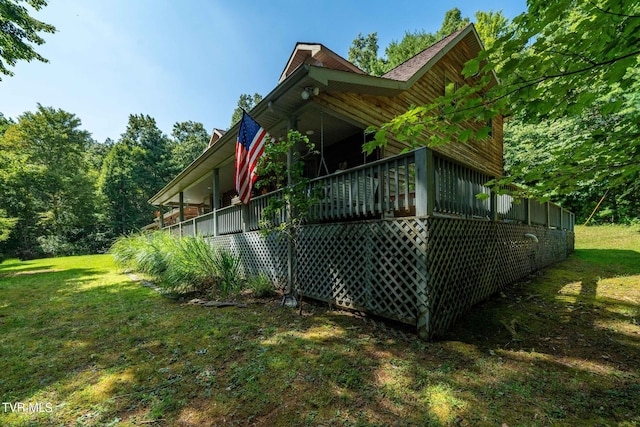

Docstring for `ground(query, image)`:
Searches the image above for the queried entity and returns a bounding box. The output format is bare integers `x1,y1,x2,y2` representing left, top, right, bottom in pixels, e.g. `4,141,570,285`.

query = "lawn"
0,225,638,426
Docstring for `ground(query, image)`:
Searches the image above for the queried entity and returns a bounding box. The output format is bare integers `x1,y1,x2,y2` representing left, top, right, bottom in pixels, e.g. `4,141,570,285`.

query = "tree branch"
586,0,640,18
460,49,640,114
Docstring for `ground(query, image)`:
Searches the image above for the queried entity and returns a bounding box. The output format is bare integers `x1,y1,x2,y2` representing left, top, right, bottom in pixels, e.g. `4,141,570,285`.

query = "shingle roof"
381,25,469,81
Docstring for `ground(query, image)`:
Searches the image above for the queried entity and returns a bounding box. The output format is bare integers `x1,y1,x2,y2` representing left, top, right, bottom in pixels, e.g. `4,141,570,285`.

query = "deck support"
417,310,431,341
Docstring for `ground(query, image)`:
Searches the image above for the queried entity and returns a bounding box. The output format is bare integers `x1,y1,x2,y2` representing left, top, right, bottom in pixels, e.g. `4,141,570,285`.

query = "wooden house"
149,24,574,339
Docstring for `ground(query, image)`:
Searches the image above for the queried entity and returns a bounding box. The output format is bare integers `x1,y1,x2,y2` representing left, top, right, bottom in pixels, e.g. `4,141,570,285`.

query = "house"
149,24,574,340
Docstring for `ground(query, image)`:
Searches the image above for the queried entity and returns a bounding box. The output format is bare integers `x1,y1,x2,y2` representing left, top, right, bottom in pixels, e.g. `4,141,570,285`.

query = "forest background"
1,2,638,259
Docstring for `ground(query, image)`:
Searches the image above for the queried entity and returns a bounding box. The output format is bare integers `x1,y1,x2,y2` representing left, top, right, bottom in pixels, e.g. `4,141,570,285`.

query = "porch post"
489,180,498,222
212,168,220,237
416,217,431,340
179,192,185,223
545,202,550,228
159,205,164,229
286,116,297,296
414,148,434,217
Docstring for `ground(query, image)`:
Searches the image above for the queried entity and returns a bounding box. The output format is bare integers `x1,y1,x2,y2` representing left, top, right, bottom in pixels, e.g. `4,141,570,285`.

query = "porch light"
301,86,319,100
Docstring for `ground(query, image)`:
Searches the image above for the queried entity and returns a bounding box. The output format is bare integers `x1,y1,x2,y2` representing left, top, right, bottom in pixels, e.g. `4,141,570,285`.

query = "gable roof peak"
381,24,476,82
279,42,364,83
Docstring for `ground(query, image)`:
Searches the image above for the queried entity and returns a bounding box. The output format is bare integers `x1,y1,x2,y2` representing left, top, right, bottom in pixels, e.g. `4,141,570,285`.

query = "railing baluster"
403,156,410,212
384,162,391,213
344,171,350,217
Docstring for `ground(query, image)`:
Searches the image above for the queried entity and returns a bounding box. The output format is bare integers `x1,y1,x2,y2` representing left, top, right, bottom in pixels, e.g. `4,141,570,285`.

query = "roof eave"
148,65,312,206
307,65,407,95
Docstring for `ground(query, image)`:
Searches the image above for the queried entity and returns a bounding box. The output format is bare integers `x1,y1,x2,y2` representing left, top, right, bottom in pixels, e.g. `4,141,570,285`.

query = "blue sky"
1,0,527,143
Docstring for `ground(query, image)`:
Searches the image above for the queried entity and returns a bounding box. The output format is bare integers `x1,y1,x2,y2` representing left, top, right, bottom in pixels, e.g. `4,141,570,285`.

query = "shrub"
110,232,244,297
37,235,74,257
110,233,147,271
135,232,179,278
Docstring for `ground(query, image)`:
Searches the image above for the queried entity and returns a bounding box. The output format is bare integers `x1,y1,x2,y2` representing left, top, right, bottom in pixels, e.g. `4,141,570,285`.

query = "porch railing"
309,151,416,220
162,147,575,238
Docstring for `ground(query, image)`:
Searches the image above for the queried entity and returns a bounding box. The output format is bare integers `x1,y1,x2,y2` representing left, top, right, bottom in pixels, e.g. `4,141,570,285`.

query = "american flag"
234,111,269,204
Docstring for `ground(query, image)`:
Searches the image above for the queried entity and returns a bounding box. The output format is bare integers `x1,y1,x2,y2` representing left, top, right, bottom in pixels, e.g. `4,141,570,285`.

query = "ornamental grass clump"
212,248,241,297
111,232,244,297
246,273,275,297
110,232,177,279
163,235,219,293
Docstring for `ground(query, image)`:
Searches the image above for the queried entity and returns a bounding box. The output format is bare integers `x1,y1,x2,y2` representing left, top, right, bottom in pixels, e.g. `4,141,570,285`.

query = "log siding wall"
315,35,503,178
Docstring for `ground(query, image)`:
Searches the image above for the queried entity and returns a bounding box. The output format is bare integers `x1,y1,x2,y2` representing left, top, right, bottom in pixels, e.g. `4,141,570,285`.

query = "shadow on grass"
2,249,639,426
438,247,640,424
1,267,141,399
0,260,56,276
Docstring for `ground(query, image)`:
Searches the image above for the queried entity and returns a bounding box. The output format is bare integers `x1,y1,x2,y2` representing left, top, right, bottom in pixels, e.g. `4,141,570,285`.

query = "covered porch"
155,146,575,238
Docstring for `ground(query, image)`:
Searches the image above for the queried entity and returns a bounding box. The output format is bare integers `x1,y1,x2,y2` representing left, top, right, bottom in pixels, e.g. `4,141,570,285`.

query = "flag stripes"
234,112,269,204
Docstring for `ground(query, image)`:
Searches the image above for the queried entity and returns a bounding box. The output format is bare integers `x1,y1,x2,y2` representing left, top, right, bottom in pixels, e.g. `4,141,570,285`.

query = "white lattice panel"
209,232,288,288
207,217,572,339
426,218,571,337
297,218,428,324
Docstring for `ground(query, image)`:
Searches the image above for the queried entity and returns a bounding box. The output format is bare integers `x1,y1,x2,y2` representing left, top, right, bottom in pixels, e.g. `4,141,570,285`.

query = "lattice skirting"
209,232,288,289
426,218,571,337
208,217,573,339
296,218,428,325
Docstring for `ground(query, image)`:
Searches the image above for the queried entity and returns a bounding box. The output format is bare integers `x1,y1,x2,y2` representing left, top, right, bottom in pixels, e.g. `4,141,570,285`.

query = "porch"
159,148,575,339
163,147,575,238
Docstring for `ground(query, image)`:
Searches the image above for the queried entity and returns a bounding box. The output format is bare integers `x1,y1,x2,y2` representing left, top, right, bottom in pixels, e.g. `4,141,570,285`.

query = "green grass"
0,225,638,426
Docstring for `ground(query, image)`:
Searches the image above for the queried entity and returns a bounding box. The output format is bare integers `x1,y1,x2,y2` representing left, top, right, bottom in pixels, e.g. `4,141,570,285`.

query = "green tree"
98,142,147,235
99,114,176,235
367,0,639,218
504,108,640,224
0,208,17,242
435,8,470,39
230,93,263,127
348,8,475,76
348,32,386,76
0,0,56,80
171,120,209,170
385,30,435,73
474,10,509,50
87,137,114,171
0,105,99,257
0,112,14,134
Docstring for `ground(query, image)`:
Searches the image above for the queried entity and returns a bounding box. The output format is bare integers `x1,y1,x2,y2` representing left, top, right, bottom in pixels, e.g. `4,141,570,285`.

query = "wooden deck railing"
163,147,575,237
309,151,415,220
